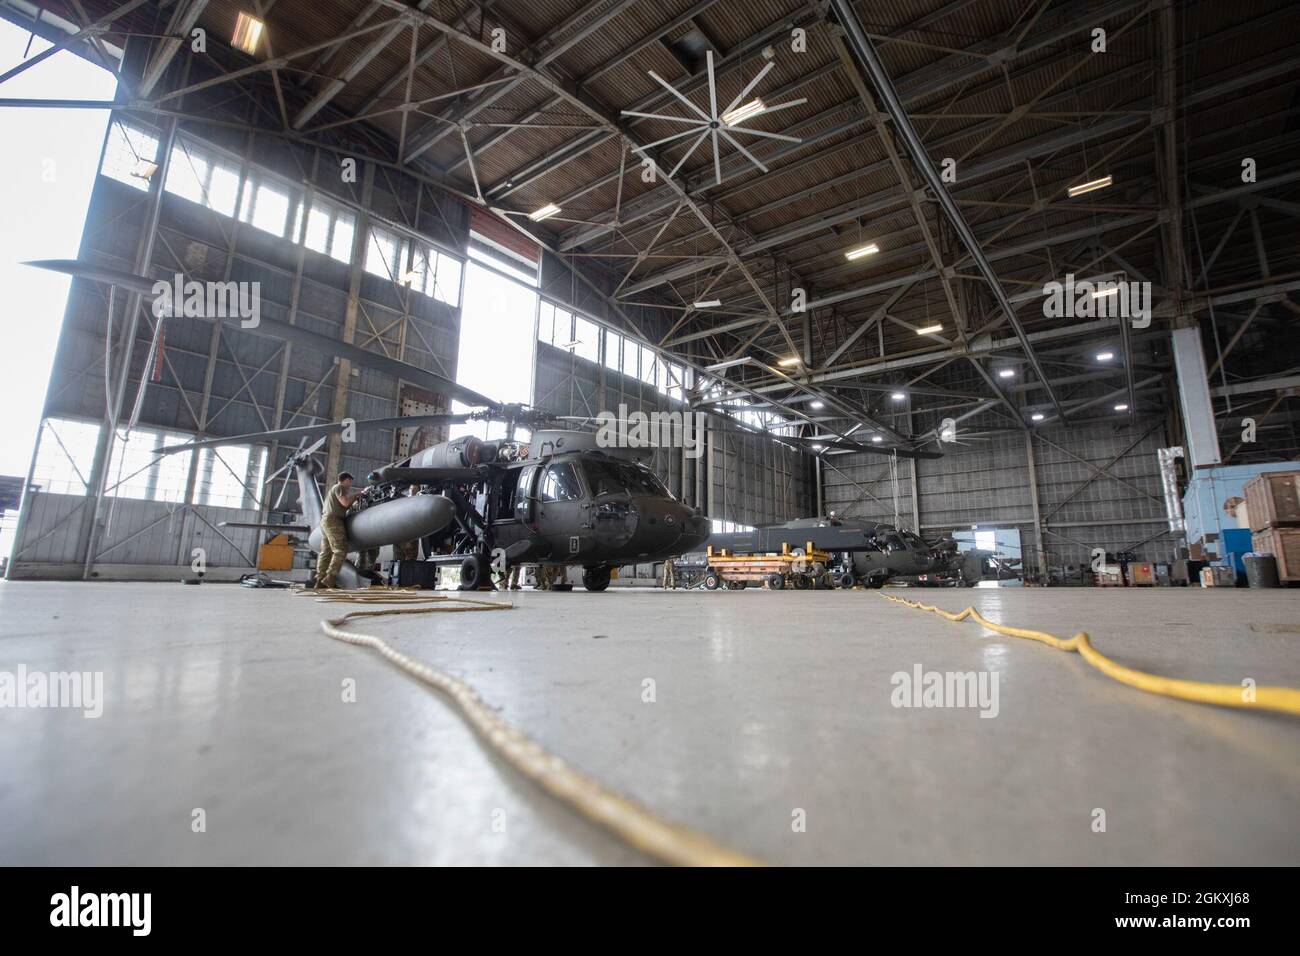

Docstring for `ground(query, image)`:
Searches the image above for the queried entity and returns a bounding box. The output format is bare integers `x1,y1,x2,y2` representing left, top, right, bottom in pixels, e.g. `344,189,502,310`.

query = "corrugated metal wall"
821,415,1175,572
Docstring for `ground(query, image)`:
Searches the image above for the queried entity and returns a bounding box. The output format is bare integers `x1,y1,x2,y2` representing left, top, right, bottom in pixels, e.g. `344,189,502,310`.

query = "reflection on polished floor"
1,581,1297,865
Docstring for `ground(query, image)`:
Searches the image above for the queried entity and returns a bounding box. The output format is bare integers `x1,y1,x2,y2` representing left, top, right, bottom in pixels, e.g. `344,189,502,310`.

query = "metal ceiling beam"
400,0,641,164
138,0,209,96
558,0,1149,253
292,0,437,129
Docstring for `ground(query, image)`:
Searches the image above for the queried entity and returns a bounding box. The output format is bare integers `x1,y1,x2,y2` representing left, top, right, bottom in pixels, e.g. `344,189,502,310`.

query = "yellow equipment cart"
703,541,836,590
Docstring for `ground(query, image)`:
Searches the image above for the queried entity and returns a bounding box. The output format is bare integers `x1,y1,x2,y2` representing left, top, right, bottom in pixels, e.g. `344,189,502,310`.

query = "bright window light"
232,13,264,55
915,323,943,335
845,242,879,261
528,203,560,222
722,99,765,126
1067,175,1112,197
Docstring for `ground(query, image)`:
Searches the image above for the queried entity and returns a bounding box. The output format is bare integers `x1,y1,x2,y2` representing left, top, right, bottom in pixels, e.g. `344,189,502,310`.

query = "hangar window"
193,444,268,510
99,121,160,191
104,427,193,503
664,363,688,402
164,138,241,216
299,197,355,263
28,418,102,496
621,338,639,379
573,316,600,363
639,345,658,389
364,226,404,280
238,172,294,237
538,302,571,348
406,242,462,305
603,328,621,372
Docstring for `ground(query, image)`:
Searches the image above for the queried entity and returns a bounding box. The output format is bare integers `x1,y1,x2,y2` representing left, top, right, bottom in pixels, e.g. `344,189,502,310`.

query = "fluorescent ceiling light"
915,323,943,335
1096,351,1114,361
845,242,880,261
1031,412,1045,421
722,98,766,126
1114,403,1129,412
810,400,824,409
890,391,906,401
528,203,561,222
777,356,802,367
1092,286,1119,299
811,444,825,452
692,299,721,309
232,12,264,55
870,435,883,443
1067,175,1112,197
997,368,1015,379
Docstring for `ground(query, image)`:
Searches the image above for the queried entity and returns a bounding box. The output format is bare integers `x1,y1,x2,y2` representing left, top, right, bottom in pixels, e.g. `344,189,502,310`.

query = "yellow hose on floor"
878,593,1300,717
319,598,762,867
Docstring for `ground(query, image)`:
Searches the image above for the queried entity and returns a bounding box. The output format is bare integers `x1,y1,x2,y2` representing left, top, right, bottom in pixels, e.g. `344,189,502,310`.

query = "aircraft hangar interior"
0,0,1297,891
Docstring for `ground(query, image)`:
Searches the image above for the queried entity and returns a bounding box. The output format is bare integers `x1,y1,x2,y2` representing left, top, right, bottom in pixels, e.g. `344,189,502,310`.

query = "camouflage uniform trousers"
660,559,677,589
315,517,349,588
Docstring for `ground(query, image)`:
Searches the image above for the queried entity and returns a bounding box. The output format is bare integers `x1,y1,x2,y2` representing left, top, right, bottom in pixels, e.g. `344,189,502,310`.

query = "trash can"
1244,553,1280,589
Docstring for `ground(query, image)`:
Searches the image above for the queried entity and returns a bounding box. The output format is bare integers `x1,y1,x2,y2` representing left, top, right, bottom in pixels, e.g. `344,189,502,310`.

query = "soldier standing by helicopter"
315,472,362,588
661,556,678,589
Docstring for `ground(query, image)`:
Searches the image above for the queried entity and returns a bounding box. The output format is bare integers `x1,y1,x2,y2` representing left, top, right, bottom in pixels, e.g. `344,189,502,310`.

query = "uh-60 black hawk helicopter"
31,260,711,591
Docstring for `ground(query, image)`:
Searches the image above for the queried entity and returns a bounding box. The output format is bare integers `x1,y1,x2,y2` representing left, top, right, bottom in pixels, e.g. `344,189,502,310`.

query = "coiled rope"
316,592,762,866
878,592,1300,717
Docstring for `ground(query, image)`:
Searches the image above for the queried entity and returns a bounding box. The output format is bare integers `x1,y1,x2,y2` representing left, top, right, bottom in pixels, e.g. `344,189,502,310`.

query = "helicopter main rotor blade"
153,414,473,454
781,434,943,460
27,260,499,409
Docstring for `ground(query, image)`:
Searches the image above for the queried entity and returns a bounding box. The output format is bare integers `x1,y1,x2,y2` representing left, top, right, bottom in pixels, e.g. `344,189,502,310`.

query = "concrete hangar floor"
0,580,1296,865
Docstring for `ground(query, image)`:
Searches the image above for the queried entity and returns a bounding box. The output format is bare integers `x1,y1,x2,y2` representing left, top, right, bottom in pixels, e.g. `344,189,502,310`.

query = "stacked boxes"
1246,472,1300,581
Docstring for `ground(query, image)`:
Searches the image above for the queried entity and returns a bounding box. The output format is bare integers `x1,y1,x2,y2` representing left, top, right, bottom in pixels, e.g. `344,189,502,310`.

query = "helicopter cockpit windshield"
582,457,672,499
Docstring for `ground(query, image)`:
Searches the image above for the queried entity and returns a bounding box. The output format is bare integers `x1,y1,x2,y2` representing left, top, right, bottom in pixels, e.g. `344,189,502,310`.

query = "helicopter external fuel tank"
308,493,457,552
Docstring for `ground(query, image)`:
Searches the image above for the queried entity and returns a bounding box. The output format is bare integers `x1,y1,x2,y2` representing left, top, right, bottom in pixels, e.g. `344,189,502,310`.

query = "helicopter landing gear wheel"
703,570,722,590
458,554,490,591
837,572,856,589
582,565,612,592
792,573,811,590
765,573,785,590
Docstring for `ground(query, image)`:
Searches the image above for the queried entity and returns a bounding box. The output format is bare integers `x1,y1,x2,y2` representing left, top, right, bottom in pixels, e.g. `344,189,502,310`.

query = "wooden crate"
1127,562,1154,586
1244,472,1300,531
1252,527,1300,581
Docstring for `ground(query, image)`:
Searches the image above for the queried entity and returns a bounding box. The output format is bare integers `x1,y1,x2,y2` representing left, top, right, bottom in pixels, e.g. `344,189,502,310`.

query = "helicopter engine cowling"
409,435,485,470
308,493,456,552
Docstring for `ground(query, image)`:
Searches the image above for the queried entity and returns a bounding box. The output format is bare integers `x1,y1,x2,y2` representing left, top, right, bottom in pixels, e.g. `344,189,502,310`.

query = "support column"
1171,326,1222,468
326,162,375,481
80,115,179,579
1024,431,1046,576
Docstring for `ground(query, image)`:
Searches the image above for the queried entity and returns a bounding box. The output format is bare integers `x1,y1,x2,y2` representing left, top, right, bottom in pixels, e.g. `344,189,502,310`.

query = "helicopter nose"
633,499,709,555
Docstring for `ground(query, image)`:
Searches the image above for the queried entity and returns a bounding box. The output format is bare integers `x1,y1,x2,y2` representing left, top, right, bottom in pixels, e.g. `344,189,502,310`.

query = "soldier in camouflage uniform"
315,472,362,588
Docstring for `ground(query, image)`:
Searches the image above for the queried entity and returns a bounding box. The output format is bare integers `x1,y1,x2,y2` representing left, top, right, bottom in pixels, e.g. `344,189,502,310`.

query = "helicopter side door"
533,460,589,560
